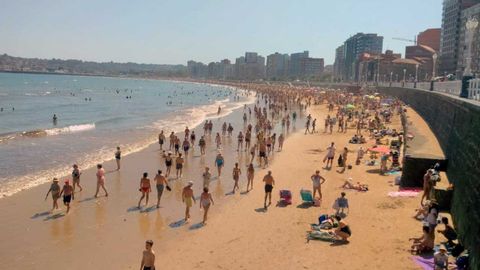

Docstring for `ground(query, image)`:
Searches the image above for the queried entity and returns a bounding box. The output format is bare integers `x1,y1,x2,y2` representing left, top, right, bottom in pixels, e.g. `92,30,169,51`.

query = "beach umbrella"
346,104,355,110
381,103,390,107
368,146,391,154
368,95,375,99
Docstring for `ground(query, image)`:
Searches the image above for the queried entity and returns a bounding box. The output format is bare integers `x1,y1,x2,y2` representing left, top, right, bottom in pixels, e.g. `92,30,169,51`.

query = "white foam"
45,123,95,136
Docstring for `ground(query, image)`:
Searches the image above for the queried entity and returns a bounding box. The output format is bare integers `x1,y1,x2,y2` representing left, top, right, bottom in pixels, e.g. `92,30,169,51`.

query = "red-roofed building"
417,28,441,51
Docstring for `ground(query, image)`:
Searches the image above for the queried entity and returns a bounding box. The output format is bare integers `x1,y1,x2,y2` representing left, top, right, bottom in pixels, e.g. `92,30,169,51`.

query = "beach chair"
300,189,314,204
279,190,292,205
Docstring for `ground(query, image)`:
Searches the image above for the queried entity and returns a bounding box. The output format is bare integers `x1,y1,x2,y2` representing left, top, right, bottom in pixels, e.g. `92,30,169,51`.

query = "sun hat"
439,244,447,251
53,178,59,182
188,181,194,186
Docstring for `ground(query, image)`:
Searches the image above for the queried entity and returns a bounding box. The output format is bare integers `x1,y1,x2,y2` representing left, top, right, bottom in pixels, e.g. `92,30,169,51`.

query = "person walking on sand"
304,118,311,134
246,163,255,191
175,153,184,178
200,187,214,225
214,152,224,177
190,130,196,146
182,137,190,156
215,132,222,149
202,167,211,188
115,146,122,170
263,171,275,209
95,164,108,198
154,170,169,208
237,131,244,151
278,134,284,151
311,118,317,133
311,170,326,199
182,181,196,221
45,178,61,212
165,152,173,177
250,143,257,163
199,135,206,155
72,164,83,196
138,172,151,208
337,147,348,173
323,142,336,169
59,180,74,213
140,240,155,270
232,162,241,193
158,130,165,150
169,131,175,150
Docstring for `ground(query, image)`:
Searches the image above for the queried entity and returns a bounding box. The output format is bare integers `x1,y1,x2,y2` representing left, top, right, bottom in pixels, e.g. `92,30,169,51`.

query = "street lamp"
415,64,419,82
461,17,479,98
432,53,437,79
403,68,407,86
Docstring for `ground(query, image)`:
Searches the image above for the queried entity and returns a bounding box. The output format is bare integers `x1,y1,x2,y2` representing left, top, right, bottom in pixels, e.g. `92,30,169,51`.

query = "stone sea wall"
376,87,480,269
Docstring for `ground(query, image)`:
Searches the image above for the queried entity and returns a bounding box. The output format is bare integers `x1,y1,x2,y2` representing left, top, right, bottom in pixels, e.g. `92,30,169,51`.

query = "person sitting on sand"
437,217,457,246
333,215,351,242
200,187,214,225
138,172,151,208
140,240,155,270
434,245,449,270
341,178,368,191
182,181,196,221
59,180,73,214
409,226,434,254
45,178,61,212
333,192,349,215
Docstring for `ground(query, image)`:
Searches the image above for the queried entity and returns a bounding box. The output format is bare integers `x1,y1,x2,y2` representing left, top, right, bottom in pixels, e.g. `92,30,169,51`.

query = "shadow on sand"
31,211,51,219
140,206,158,213
189,222,204,230
169,219,187,228
44,212,65,221
296,202,314,209
254,207,267,213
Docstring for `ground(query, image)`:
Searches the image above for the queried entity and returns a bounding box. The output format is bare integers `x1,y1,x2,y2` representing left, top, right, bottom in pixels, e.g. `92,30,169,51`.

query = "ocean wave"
45,123,95,136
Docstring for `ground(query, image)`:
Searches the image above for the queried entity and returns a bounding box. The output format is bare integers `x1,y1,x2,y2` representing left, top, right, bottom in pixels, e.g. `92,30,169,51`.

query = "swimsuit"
264,184,273,193
156,184,164,197
185,197,193,207
63,194,72,204
176,163,183,170
165,160,172,167
340,225,351,236
216,159,224,167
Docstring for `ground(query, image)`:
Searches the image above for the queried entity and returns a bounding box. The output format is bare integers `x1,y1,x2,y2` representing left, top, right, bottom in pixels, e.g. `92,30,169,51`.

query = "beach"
0,85,450,270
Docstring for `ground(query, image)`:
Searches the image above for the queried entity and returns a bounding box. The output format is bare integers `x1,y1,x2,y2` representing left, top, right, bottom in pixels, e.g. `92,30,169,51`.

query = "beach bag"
318,214,329,224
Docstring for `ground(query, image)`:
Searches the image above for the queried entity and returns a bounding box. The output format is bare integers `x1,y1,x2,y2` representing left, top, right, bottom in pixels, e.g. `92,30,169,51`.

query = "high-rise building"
187,60,208,78
343,33,383,81
417,28,441,51
440,0,480,76
302,58,325,79
288,51,309,78
457,3,480,77
234,53,265,80
266,52,289,80
333,45,345,81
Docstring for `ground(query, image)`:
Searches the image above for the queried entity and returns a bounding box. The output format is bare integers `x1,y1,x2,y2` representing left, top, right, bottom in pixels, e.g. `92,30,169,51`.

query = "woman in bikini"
95,164,108,198
138,172,151,208
334,215,351,242
246,163,255,192
200,187,214,225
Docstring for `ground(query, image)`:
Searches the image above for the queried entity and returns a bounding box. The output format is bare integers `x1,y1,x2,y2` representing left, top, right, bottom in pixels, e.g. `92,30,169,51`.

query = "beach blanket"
388,190,420,197
307,231,336,242
411,256,434,270
384,170,401,175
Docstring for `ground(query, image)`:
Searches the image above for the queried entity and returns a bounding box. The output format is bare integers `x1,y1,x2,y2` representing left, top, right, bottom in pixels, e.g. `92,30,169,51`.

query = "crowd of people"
42,82,465,270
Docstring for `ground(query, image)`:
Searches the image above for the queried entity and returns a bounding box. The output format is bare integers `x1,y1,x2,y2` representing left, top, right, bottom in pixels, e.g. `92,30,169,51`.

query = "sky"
0,0,442,65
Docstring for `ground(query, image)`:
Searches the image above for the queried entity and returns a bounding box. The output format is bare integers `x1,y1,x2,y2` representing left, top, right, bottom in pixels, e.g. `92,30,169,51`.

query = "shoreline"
0,79,254,198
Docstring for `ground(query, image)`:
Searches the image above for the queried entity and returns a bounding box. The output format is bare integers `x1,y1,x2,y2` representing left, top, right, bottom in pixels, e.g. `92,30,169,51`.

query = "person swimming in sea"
52,114,57,125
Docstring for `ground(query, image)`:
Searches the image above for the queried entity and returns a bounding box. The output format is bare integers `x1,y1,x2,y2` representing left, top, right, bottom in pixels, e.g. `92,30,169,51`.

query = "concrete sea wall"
376,87,480,269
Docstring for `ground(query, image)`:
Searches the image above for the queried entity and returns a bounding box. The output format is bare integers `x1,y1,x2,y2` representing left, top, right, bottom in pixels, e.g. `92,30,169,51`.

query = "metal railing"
377,81,462,97
468,78,480,100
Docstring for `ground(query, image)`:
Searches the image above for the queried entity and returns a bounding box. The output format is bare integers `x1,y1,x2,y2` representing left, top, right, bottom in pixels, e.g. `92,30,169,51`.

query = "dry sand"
0,100,446,270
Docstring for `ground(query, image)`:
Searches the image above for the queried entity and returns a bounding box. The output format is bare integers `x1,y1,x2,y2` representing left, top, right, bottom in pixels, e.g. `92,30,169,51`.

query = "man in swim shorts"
263,171,275,209
182,181,196,221
154,170,168,208
175,153,184,178
59,180,74,214
140,240,155,270
138,172,151,208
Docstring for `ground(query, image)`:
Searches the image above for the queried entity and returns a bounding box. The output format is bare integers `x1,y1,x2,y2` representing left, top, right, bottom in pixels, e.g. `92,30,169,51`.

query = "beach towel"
300,189,314,203
307,231,336,242
411,256,434,270
384,170,401,175
388,190,420,197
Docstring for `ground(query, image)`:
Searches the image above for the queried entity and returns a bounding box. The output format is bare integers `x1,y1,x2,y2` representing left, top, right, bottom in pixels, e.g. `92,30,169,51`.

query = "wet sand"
0,95,448,269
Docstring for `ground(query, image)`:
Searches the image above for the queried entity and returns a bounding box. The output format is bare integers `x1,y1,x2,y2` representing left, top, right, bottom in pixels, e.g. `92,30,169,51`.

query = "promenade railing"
377,80,463,97
468,78,480,100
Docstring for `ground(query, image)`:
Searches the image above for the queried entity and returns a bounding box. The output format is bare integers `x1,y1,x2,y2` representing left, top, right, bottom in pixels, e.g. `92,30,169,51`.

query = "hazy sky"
0,0,442,65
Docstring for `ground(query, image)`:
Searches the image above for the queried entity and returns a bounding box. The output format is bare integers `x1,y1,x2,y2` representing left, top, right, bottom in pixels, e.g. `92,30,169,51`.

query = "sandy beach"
0,90,448,270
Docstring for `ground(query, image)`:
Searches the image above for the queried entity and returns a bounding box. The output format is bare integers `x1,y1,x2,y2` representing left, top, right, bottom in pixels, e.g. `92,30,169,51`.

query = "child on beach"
115,146,121,170
140,240,155,270
333,192,349,216
45,178,61,212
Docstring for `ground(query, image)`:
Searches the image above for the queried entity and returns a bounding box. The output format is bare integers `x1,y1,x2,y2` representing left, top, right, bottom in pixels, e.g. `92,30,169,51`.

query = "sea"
0,72,254,197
